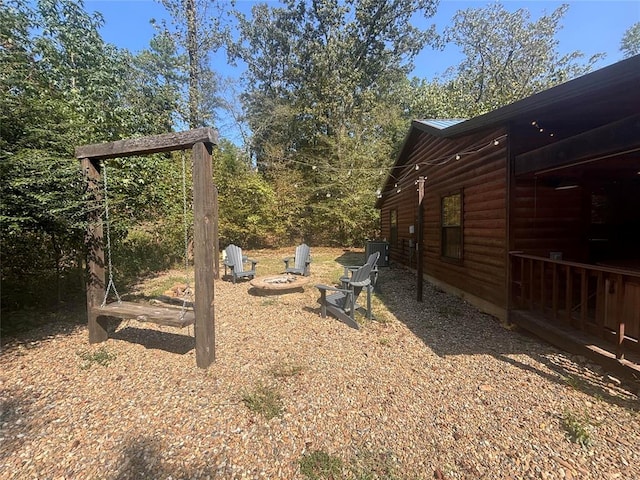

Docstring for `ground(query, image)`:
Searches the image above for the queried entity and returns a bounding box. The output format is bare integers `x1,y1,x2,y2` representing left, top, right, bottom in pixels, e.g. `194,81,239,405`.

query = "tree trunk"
186,0,200,128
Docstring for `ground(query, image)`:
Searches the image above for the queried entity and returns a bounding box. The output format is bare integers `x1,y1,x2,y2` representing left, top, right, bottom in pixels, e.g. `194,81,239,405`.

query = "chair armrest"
283,257,293,268
345,278,371,288
342,265,361,275
246,258,258,269
315,284,350,294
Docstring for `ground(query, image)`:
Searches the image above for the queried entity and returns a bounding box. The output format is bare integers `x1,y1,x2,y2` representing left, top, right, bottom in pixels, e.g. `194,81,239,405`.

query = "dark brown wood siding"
379,127,509,309
512,179,586,261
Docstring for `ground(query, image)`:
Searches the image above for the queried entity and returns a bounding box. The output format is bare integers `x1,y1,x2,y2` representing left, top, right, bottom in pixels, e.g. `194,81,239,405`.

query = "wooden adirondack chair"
223,244,258,283
316,261,373,330
340,251,380,290
283,243,311,276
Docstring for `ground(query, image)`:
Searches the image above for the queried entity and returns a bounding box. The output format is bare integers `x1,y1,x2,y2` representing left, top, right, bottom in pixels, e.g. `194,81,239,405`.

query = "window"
390,209,398,247
441,191,462,260
590,193,610,225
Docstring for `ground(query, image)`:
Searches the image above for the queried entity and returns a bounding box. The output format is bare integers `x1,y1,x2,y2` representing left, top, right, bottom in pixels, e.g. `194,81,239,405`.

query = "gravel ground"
1,248,638,480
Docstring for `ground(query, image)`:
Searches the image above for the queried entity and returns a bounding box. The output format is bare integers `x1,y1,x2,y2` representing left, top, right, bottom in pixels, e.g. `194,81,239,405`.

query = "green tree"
126,29,186,134
0,0,189,310
156,0,232,128
234,0,439,244
441,2,604,116
213,140,282,247
620,22,640,58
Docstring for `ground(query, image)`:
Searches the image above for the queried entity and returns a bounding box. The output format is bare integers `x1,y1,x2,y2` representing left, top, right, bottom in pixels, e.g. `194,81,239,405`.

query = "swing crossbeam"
93,301,195,329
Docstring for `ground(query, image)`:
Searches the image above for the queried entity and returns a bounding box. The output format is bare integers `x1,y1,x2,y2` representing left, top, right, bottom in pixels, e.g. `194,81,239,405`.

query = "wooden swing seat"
92,301,195,328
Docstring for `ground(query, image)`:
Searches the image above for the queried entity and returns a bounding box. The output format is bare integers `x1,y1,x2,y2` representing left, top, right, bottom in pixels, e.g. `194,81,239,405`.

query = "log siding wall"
512,180,585,261
380,127,509,311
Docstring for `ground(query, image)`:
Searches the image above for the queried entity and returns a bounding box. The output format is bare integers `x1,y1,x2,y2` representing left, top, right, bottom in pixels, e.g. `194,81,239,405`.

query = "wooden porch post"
615,274,625,360
81,158,108,343
416,176,425,302
192,141,216,368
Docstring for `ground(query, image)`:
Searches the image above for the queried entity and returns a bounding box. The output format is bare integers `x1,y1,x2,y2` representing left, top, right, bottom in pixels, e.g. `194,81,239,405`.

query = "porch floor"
510,310,640,382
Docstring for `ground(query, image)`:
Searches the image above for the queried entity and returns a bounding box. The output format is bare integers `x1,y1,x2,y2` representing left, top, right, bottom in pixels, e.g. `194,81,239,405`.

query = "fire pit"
250,274,310,294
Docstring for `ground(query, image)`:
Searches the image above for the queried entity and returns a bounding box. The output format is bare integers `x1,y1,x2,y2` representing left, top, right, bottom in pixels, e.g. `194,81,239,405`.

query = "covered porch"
508,114,640,380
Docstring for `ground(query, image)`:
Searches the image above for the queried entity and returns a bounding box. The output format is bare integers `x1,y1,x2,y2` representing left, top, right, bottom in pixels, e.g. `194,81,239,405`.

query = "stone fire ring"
250,274,310,294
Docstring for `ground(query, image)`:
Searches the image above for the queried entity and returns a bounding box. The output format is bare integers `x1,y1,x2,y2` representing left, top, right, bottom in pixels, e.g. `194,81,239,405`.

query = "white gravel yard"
1,248,638,480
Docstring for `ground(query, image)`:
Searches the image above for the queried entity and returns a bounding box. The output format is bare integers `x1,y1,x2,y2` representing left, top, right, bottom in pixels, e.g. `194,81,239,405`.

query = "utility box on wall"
366,241,390,267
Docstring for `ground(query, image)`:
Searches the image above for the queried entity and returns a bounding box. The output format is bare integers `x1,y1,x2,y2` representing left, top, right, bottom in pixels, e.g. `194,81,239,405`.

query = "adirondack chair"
223,244,258,283
283,243,311,276
316,261,373,330
340,251,380,291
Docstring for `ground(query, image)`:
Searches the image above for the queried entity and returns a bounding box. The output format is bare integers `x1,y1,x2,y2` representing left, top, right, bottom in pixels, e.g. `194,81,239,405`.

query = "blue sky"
83,0,639,141
86,0,639,78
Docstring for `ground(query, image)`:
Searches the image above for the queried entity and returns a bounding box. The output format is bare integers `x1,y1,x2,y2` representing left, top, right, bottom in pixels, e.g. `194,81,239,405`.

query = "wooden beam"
192,141,216,368
565,265,573,324
92,302,195,328
514,114,640,175
615,274,625,360
75,128,218,160
81,158,108,344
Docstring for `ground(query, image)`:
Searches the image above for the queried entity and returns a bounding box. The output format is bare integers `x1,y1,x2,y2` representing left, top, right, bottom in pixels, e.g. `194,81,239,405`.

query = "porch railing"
509,253,640,360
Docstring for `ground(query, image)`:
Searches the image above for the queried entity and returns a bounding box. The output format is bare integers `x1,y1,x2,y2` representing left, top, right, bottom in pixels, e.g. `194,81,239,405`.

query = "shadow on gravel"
112,436,230,480
1,305,86,350
334,250,368,268
374,266,639,412
111,327,194,355
0,389,36,462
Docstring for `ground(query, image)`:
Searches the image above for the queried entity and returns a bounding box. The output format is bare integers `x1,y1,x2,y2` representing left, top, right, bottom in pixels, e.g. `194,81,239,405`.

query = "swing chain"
180,151,191,322
101,160,122,307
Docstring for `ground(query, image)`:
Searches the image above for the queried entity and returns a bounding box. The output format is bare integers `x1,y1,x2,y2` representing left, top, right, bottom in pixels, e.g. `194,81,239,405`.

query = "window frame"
390,208,398,247
440,189,463,262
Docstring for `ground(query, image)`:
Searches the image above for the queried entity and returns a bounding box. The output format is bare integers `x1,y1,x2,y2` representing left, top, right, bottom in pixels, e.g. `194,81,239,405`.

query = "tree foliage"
234,0,439,244
620,22,640,58
438,3,604,116
155,0,232,128
0,0,184,310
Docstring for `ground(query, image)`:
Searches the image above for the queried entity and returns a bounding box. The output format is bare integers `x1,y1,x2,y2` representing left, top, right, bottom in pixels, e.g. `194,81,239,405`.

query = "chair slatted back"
366,251,380,270
294,244,310,271
225,244,244,273
349,262,372,288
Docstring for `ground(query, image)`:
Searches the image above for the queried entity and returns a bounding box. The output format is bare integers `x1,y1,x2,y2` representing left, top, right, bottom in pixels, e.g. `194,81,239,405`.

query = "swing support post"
192,141,216,368
82,157,109,343
77,128,218,368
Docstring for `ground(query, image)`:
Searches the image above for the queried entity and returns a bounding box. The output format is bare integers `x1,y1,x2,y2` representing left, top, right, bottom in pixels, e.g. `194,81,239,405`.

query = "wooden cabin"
376,56,640,377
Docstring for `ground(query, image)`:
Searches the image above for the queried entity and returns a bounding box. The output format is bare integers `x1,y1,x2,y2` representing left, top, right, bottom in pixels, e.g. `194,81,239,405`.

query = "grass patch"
261,298,279,306
561,409,594,447
270,361,305,378
379,337,391,346
299,450,343,480
241,384,284,420
350,449,399,480
77,347,116,369
137,274,193,298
